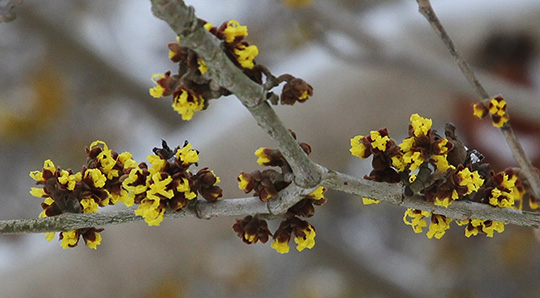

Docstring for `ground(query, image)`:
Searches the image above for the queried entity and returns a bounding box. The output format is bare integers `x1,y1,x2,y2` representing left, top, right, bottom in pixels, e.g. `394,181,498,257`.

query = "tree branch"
3,166,540,234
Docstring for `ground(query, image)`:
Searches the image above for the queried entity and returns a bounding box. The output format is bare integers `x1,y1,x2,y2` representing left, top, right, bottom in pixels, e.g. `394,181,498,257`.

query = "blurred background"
1,0,540,297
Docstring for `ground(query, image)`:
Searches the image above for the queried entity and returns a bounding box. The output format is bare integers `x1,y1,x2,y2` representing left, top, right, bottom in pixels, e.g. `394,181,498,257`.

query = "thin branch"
0,194,277,234
304,1,540,125
416,0,489,100
414,0,540,199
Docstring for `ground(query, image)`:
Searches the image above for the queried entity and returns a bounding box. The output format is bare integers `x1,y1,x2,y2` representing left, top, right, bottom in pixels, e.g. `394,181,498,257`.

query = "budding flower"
281,78,313,105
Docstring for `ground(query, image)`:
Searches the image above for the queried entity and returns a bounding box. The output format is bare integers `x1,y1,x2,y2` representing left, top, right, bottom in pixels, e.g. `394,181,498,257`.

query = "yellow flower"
58,170,82,190
244,233,256,243
135,196,165,226
362,197,380,205
149,73,166,98
299,90,310,100
431,155,452,172
255,147,270,166
29,171,43,182
488,96,509,127
426,214,452,239
295,225,316,252
109,189,128,205
84,168,107,188
309,186,326,201
489,188,514,208
234,44,259,69
403,209,431,233
350,135,368,158
399,137,415,152
434,196,452,208
483,220,505,237
489,97,506,116
60,230,79,249
122,167,148,197
410,114,432,137
176,177,197,200
86,233,102,249
80,198,99,213
30,187,46,198
465,225,480,237
403,151,424,171
89,140,120,179
147,173,174,200
391,154,406,172
203,22,213,31
198,59,208,74
223,20,248,43
176,143,199,165
271,238,290,254
457,167,484,194
237,174,249,190
44,232,55,241
118,152,138,169
147,154,167,175
369,130,390,151
171,90,204,121
473,103,487,119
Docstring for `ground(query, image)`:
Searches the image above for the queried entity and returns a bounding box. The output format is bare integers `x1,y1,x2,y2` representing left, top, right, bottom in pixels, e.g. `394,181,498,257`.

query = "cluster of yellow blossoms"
149,19,260,121
235,137,326,253
473,95,509,127
350,113,528,239
30,140,221,249
149,18,314,121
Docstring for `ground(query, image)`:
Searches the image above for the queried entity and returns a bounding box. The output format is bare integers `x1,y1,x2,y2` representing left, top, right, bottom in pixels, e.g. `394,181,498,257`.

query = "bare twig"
414,0,540,199
416,0,489,100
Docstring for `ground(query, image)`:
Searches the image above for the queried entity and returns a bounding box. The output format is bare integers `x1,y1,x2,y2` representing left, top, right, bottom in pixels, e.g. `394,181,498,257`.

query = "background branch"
302,0,540,124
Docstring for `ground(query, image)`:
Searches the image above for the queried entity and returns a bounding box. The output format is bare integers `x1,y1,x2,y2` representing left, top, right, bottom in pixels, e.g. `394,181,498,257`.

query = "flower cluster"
150,19,314,120
350,128,401,183
238,133,311,202
235,133,326,253
233,186,326,254
30,140,221,249
350,113,530,239
127,140,222,226
149,19,262,120
473,95,509,127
